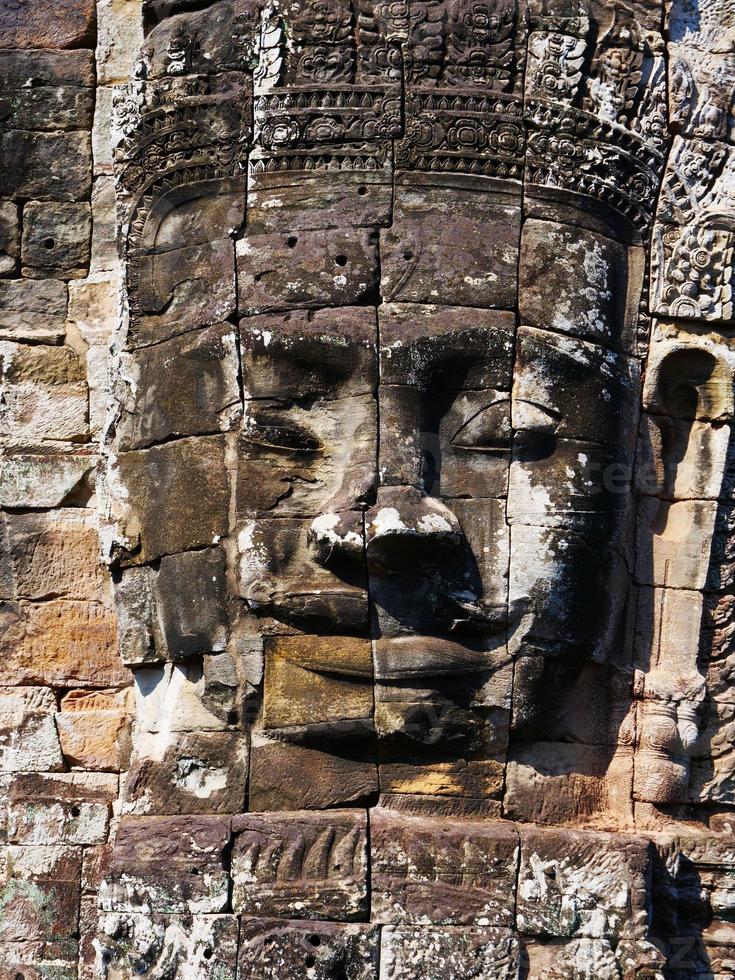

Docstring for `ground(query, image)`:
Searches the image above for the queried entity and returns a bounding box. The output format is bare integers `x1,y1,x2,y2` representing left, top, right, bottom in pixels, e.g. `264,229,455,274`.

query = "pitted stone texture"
380,926,521,980
99,816,231,914
238,919,380,980
232,809,369,920
97,912,239,979
516,826,653,941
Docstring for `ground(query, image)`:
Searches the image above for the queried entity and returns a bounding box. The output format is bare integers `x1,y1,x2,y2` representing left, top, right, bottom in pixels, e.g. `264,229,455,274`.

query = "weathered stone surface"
6,772,115,845
97,913,239,978
371,809,519,926
21,201,92,278
0,509,106,601
0,687,64,772
0,845,81,941
130,238,237,349
380,926,520,980
100,815,231,913
238,919,380,980
0,202,19,277
249,734,378,812
123,727,248,815
0,447,94,508
381,180,520,308
0,341,88,444
237,228,380,314
0,0,95,48
263,635,374,732
109,435,229,564
0,50,94,131
115,323,241,450
0,940,78,979
114,548,228,664
516,826,653,940
0,278,67,343
232,809,368,920
96,0,144,85
56,689,131,771
519,218,639,353
0,131,92,201
0,600,124,687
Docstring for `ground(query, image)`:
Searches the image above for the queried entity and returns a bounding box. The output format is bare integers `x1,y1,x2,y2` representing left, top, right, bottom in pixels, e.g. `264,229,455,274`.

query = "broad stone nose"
307,510,366,572
365,486,464,575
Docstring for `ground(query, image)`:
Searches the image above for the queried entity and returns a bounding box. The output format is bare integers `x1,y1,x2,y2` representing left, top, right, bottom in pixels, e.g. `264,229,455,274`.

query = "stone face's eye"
451,399,511,450
242,421,323,454
512,399,561,435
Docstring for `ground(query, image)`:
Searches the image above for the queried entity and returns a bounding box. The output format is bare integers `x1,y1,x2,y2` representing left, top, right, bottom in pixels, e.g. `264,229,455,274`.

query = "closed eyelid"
512,399,561,431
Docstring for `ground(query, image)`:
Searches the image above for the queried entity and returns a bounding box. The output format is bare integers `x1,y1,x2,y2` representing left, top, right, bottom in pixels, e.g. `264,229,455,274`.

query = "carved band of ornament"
408,89,523,117
123,163,235,318
249,146,388,174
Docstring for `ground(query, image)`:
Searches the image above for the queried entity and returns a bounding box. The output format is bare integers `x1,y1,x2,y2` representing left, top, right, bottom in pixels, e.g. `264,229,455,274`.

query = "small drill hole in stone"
357,185,368,195
305,954,317,968
308,934,321,947
335,254,348,266
43,238,55,250
70,805,80,818
403,249,413,261
190,867,200,875
203,948,214,960
254,272,263,282
287,236,298,248
227,709,238,724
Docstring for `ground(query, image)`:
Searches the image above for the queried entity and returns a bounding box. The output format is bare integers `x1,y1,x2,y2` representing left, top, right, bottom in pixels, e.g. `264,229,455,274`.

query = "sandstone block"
0,0,96,48
67,271,119,345
0,131,92,202
110,436,229,564
1,509,106,601
0,202,19,277
0,845,81,941
249,734,378,811
22,201,92,279
262,635,374,731
0,687,63,772
100,815,231,914
371,808,519,926
97,912,239,978
381,182,519,308
232,809,369,920
237,227,380,315
0,50,94,131
56,689,131,771
0,278,66,343
96,0,145,85
380,926,520,980
0,341,88,444
516,826,653,940
123,729,247,815
6,772,116,845
0,600,124,688
0,447,94,508
238,919,380,980
130,237,236,349
115,323,241,450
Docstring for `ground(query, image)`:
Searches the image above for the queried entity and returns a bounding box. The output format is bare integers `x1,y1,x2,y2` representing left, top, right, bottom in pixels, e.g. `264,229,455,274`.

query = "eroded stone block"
371,808,519,926
238,918,380,980
0,279,66,343
97,912,239,979
232,809,368,920
99,815,231,913
381,926,520,980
